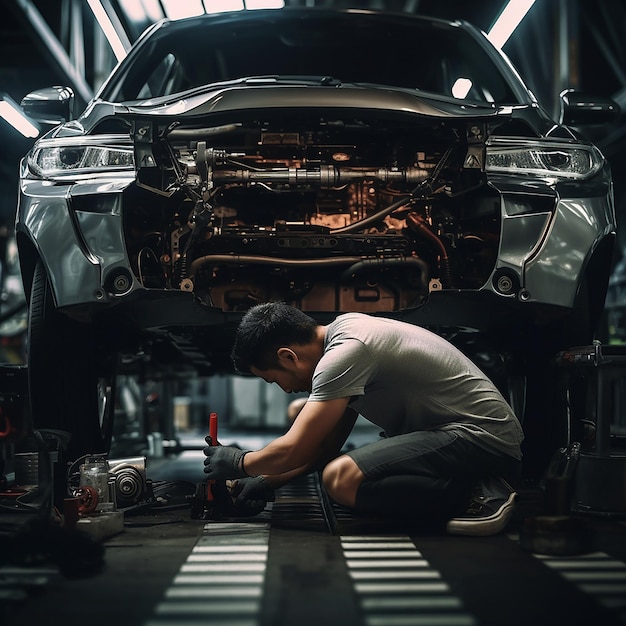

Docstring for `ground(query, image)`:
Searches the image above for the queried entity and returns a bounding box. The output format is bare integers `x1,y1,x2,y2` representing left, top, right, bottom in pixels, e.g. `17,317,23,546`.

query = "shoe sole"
446,492,518,537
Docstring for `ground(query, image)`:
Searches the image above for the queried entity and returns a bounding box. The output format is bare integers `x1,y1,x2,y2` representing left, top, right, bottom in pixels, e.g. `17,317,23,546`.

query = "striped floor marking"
144,522,270,626
536,551,626,623
341,535,477,626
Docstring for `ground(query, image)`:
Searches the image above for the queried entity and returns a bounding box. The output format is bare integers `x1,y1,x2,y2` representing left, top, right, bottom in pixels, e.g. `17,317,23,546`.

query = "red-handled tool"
205,412,218,503
191,411,229,519
209,412,218,445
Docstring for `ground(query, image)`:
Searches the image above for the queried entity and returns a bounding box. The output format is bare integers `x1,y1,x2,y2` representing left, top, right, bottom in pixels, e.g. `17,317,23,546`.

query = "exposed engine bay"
125,112,501,313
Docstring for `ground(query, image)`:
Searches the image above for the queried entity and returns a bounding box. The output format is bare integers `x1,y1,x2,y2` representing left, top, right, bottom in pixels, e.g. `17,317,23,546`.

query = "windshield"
103,10,523,105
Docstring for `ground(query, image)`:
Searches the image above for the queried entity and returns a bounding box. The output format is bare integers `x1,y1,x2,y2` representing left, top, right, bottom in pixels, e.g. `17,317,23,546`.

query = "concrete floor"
2,442,626,626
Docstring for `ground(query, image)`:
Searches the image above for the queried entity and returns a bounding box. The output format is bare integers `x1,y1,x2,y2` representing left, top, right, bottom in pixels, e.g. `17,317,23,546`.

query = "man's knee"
322,455,364,507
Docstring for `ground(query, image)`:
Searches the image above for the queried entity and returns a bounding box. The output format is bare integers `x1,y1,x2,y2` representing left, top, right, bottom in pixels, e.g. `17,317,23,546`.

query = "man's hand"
228,476,275,516
203,438,249,480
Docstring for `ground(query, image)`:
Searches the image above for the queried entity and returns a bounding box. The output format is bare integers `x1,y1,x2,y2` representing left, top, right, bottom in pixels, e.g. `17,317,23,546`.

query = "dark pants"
345,429,521,525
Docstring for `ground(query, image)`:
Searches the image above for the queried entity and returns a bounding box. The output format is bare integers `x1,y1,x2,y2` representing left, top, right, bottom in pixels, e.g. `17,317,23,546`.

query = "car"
15,7,620,476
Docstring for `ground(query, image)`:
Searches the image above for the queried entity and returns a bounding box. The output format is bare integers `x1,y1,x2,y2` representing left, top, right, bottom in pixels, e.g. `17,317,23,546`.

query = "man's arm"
243,397,355,478
255,403,358,488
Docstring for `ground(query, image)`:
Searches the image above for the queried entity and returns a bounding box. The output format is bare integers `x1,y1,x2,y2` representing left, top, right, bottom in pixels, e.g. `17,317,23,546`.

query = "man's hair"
231,302,319,373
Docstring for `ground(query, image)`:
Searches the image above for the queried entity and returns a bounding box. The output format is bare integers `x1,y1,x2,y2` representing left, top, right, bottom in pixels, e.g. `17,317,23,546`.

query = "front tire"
27,262,115,461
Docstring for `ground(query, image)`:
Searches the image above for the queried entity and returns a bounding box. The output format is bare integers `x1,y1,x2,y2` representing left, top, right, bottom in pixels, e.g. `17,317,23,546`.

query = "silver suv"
15,8,619,473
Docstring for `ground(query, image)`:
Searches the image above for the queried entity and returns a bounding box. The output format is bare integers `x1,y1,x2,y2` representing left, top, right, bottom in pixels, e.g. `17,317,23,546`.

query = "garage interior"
1,1,626,625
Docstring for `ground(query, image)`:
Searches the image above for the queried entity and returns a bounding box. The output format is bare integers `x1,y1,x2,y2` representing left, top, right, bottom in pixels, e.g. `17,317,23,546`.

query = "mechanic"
204,302,524,536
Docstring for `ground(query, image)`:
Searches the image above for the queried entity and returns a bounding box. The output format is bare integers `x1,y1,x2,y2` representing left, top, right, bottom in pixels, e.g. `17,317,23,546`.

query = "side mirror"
21,86,75,125
559,89,621,126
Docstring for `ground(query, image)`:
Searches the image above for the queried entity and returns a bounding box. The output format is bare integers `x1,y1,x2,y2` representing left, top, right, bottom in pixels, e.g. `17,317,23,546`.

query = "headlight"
485,138,603,180
28,134,134,178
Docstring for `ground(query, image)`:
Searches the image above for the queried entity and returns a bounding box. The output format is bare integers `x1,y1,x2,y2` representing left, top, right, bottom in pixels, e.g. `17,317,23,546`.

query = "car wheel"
27,261,115,461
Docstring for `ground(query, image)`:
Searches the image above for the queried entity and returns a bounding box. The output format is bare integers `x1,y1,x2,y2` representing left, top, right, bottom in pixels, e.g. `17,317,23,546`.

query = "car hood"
64,78,562,142
120,80,516,120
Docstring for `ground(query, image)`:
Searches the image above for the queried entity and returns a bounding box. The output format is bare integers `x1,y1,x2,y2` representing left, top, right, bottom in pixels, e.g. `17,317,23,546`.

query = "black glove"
233,476,275,505
228,476,275,517
203,438,249,480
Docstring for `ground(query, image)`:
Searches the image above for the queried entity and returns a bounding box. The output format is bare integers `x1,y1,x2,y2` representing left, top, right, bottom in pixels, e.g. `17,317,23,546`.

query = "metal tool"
190,412,230,519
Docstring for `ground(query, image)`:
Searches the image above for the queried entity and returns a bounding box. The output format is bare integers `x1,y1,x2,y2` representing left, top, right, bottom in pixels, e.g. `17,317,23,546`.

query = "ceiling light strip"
0,97,39,138
87,0,131,62
487,0,537,49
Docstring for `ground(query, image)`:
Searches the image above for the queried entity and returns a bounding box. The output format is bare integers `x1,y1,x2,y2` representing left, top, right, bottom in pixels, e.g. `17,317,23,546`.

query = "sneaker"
446,477,518,537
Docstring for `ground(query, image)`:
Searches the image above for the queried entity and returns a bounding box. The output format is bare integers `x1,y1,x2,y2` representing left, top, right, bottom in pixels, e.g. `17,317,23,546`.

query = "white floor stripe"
366,614,476,626
346,559,431,568
144,620,257,626
191,545,268,553
187,553,267,562
143,522,270,626
564,571,626,581
361,596,463,610
344,550,426,558
173,573,265,585
155,600,259,615
165,587,262,599
350,570,443,580
180,563,266,572
536,551,626,623
535,556,624,569
355,582,451,594
341,537,412,554
342,536,477,626
578,583,626,594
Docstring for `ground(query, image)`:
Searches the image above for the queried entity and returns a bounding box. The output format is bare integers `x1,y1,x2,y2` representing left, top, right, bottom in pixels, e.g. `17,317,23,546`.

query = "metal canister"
14,452,39,487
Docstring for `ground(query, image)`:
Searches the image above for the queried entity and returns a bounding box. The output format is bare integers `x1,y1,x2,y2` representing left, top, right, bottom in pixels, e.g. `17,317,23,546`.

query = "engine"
124,113,501,313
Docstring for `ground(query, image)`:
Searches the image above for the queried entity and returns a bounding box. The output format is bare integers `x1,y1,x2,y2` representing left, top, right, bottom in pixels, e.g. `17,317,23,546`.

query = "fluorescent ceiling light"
117,0,164,23
87,0,129,62
245,0,285,8
162,0,205,19
0,96,39,138
202,0,243,13
125,0,285,20
487,0,536,49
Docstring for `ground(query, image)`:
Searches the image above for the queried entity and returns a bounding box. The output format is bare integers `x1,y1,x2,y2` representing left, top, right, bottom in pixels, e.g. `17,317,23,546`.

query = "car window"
105,13,522,105
135,53,177,99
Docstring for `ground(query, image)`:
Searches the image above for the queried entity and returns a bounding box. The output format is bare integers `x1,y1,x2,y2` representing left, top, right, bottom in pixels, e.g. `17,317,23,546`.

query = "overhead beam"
12,0,93,104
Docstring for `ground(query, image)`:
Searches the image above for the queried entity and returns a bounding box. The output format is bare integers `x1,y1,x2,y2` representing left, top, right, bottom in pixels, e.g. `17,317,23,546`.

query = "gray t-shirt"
308,313,523,460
